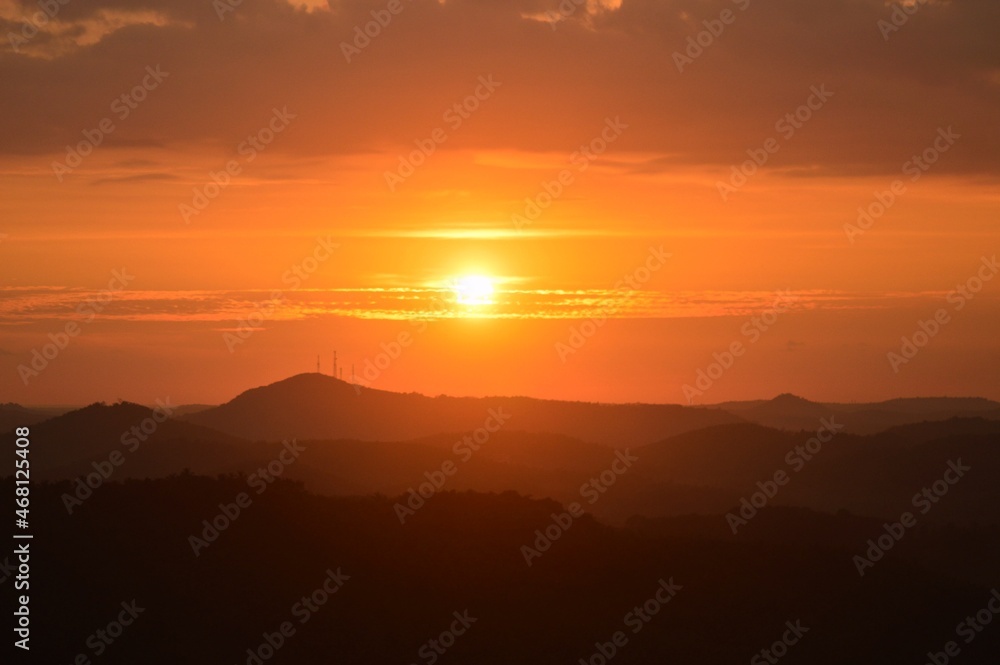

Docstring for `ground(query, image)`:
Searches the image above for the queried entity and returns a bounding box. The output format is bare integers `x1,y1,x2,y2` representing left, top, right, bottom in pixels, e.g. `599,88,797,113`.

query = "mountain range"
8,374,1000,663
12,373,1000,528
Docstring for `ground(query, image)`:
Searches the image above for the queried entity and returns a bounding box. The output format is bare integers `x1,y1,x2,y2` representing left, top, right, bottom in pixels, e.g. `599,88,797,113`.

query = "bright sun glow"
451,275,496,306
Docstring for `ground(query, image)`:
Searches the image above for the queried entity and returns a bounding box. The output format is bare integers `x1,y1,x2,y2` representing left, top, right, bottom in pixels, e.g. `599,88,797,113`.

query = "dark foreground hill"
182,373,743,447
14,476,1000,665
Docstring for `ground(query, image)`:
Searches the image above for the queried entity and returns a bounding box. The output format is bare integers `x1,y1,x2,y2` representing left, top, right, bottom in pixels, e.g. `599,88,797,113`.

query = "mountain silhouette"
710,393,1000,434
0,402,68,433
7,376,1000,663
182,373,743,446
28,401,242,480
20,393,1000,527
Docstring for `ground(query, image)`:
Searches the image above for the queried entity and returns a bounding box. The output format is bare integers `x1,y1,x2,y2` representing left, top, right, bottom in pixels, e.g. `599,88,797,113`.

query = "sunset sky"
1,0,998,405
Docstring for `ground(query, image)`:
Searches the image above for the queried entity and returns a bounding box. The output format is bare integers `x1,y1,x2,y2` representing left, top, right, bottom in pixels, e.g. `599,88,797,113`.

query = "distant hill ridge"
708,392,1000,434
9,384,1000,527
180,375,1000,442
8,378,997,443
181,373,743,447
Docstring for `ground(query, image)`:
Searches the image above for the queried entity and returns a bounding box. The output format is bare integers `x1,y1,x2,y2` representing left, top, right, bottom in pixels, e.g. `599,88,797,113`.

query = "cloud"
89,171,179,185
0,0,996,174
0,285,978,323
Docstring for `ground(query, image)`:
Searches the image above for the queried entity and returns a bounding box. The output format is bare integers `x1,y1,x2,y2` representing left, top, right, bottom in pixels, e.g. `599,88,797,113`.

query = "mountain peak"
770,393,815,405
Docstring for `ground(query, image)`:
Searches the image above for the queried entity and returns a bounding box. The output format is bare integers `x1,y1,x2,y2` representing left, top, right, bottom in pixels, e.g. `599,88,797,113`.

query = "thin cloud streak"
1,286,990,323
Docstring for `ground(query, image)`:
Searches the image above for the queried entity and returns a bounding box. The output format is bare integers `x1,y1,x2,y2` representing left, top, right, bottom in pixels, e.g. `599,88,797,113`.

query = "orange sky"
1,0,998,405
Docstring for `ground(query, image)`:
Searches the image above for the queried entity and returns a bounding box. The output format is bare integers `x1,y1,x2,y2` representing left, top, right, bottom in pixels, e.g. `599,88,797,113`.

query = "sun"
451,275,496,306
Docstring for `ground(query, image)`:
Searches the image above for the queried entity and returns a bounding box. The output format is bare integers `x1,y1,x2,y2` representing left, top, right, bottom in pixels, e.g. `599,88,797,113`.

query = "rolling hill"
181,373,744,447
705,393,1000,434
